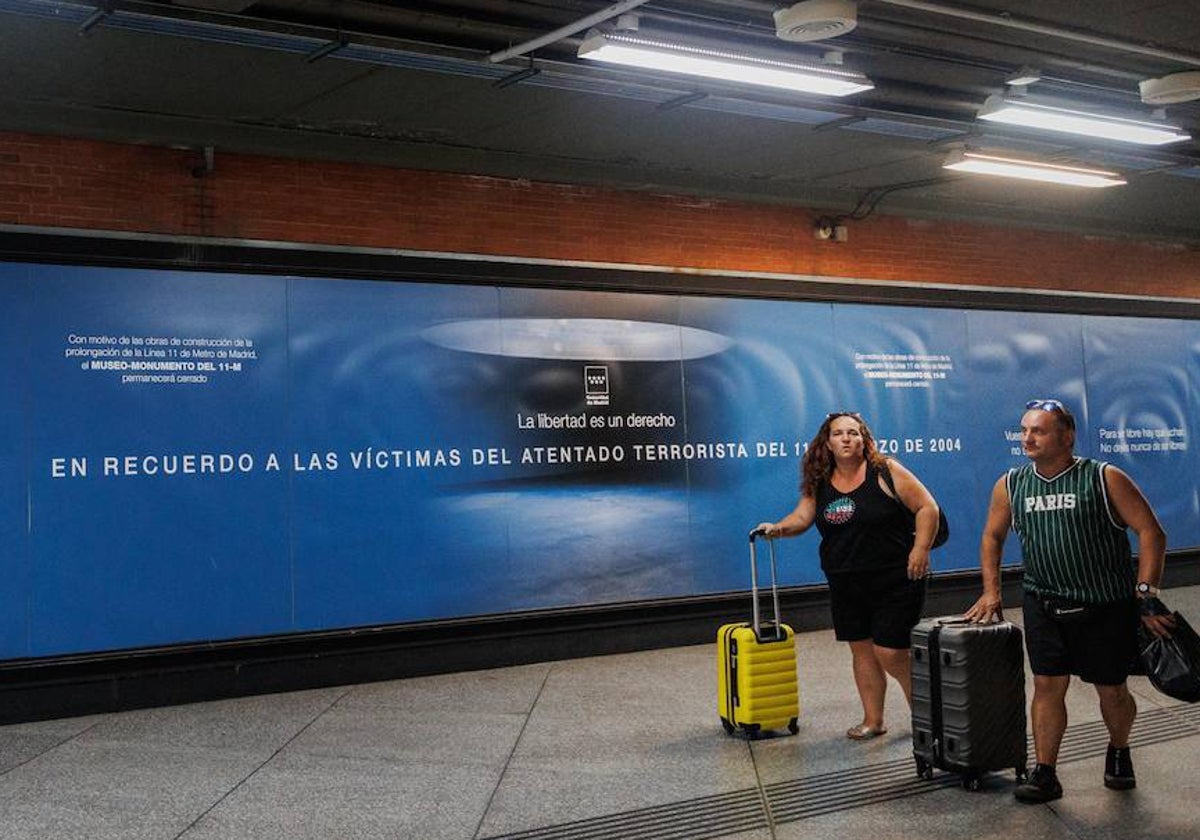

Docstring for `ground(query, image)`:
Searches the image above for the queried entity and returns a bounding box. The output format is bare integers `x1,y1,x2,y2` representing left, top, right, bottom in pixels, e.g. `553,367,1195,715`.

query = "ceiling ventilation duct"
1140,71,1200,105
774,0,858,42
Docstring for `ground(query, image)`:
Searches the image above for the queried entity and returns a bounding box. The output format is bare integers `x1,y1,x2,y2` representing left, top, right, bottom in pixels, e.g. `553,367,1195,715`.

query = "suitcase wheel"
1015,767,1028,784
787,718,799,735
744,723,762,740
914,756,933,781
720,717,735,735
961,772,982,792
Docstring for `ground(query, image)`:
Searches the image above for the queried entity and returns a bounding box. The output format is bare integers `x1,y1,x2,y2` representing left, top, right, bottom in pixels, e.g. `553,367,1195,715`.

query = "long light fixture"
943,150,1127,188
577,30,873,97
977,94,1190,146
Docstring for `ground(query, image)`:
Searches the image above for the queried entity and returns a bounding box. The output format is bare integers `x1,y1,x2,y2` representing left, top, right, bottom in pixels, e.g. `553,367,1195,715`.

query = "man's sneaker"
1014,764,1063,804
1104,745,1136,790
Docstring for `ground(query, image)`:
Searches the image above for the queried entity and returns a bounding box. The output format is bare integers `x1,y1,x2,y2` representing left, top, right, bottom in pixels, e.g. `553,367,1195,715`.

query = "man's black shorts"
1022,590,1139,685
827,565,925,650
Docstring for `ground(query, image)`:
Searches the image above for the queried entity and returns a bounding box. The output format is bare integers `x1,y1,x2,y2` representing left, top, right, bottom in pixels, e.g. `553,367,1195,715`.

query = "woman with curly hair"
757,411,940,740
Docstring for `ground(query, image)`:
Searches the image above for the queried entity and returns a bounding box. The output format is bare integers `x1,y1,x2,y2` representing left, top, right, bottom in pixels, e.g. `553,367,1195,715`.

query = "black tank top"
813,461,914,574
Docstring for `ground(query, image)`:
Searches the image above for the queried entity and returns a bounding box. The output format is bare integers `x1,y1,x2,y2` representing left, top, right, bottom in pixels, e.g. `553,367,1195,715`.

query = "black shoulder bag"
879,461,949,549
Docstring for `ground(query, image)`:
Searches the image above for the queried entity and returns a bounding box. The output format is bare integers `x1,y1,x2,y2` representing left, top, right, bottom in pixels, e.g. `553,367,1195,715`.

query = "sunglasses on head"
1025,398,1075,430
827,411,862,419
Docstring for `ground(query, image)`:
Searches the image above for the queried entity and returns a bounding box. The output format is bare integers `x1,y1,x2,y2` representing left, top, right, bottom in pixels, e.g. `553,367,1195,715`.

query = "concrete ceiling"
4,0,1200,245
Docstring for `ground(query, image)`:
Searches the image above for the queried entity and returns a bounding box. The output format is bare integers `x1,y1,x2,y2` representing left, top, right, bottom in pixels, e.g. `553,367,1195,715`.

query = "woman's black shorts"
827,565,926,650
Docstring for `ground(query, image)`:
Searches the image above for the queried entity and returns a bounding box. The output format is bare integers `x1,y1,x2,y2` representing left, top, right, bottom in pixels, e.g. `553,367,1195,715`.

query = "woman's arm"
756,494,817,538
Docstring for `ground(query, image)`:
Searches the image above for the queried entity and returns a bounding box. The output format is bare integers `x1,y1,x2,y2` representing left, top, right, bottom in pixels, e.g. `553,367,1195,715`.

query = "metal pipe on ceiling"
487,0,653,63
873,0,1200,68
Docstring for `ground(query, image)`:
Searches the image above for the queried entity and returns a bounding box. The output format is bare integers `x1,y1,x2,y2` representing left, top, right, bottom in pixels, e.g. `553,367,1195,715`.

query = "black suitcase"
911,616,1028,790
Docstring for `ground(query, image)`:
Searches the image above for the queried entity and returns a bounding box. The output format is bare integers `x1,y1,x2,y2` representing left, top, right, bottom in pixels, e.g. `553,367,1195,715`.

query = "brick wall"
2,131,1198,297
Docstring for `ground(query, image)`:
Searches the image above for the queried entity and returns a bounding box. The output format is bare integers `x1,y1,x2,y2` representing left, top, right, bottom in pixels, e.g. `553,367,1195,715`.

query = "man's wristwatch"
1136,581,1160,597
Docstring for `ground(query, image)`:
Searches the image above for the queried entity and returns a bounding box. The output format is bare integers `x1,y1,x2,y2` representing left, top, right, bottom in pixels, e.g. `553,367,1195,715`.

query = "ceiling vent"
1140,71,1200,105
774,0,858,42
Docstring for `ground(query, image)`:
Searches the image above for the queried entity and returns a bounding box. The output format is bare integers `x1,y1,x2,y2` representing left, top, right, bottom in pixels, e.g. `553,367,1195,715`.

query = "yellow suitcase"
717,531,800,737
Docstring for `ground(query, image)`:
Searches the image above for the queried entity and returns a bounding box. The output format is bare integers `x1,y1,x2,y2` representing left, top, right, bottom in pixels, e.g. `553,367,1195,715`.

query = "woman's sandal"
846,723,888,740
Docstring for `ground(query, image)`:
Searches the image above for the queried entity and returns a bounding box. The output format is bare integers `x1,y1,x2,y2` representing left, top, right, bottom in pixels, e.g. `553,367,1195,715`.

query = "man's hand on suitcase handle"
964,591,1004,624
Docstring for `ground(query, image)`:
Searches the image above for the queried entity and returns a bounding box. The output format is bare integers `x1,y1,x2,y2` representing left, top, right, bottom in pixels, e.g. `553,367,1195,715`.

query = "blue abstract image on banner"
288,277,508,628
679,297,837,589
1084,316,1197,549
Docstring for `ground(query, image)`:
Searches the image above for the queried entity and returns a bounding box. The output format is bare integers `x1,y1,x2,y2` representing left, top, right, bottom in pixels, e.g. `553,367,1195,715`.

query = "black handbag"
879,461,949,548
1139,610,1200,703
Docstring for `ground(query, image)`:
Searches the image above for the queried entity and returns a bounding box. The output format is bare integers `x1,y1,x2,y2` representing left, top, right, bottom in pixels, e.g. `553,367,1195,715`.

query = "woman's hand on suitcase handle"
753,522,778,539
964,591,1003,624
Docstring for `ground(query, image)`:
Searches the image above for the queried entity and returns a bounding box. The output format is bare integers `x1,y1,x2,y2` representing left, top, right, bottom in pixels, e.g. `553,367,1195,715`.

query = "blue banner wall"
1190,323,1200,528
679,297,837,590
287,277,505,628
23,267,292,655
2,262,1197,659
0,264,28,655
830,305,973,569
1083,316,1198,548
964,310,1090,565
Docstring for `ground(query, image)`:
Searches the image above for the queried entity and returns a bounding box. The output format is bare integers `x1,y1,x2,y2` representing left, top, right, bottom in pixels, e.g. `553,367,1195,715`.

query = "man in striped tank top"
965,399,1174,804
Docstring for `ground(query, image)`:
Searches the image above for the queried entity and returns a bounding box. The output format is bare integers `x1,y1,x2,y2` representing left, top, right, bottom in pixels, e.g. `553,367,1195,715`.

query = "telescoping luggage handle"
748,528,785,642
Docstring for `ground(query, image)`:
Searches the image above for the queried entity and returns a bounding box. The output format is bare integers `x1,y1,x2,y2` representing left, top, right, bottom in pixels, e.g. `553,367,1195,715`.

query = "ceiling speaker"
1140,72,1200,105
774,0,858,43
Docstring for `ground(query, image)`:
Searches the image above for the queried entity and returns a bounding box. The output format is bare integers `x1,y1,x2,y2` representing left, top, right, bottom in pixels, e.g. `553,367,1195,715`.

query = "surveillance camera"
814,217,847,241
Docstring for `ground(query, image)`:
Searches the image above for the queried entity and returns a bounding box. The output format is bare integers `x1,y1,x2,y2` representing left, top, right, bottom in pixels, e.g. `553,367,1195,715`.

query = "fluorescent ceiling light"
1140,71,1200,105
944,150,1126,188
1004,66,1041,87
977,95,1189,146
577,30,873,97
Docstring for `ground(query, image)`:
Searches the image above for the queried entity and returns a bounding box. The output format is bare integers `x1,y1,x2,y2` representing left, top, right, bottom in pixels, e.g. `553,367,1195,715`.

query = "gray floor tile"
73,687,347,753
0,741,266,840
338,663,552,715
478,763,758,839
772,779,1072,840
286,704,527,768
1049,737,1200,840
0,731,87,776
0,715,110,737
479,706,758,836
533,646,724,720
180,752,500,840
0,715,110,773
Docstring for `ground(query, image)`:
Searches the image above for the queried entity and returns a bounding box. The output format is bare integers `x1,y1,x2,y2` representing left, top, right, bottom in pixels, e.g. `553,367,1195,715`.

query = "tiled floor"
2,586,1198,840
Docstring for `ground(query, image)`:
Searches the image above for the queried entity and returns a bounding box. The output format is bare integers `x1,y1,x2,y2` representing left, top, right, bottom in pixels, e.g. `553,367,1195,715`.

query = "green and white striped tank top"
1007,457,1133,603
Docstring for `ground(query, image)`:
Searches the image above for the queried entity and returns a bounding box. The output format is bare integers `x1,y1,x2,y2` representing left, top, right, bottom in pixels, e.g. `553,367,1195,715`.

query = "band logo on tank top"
823,497,855,525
